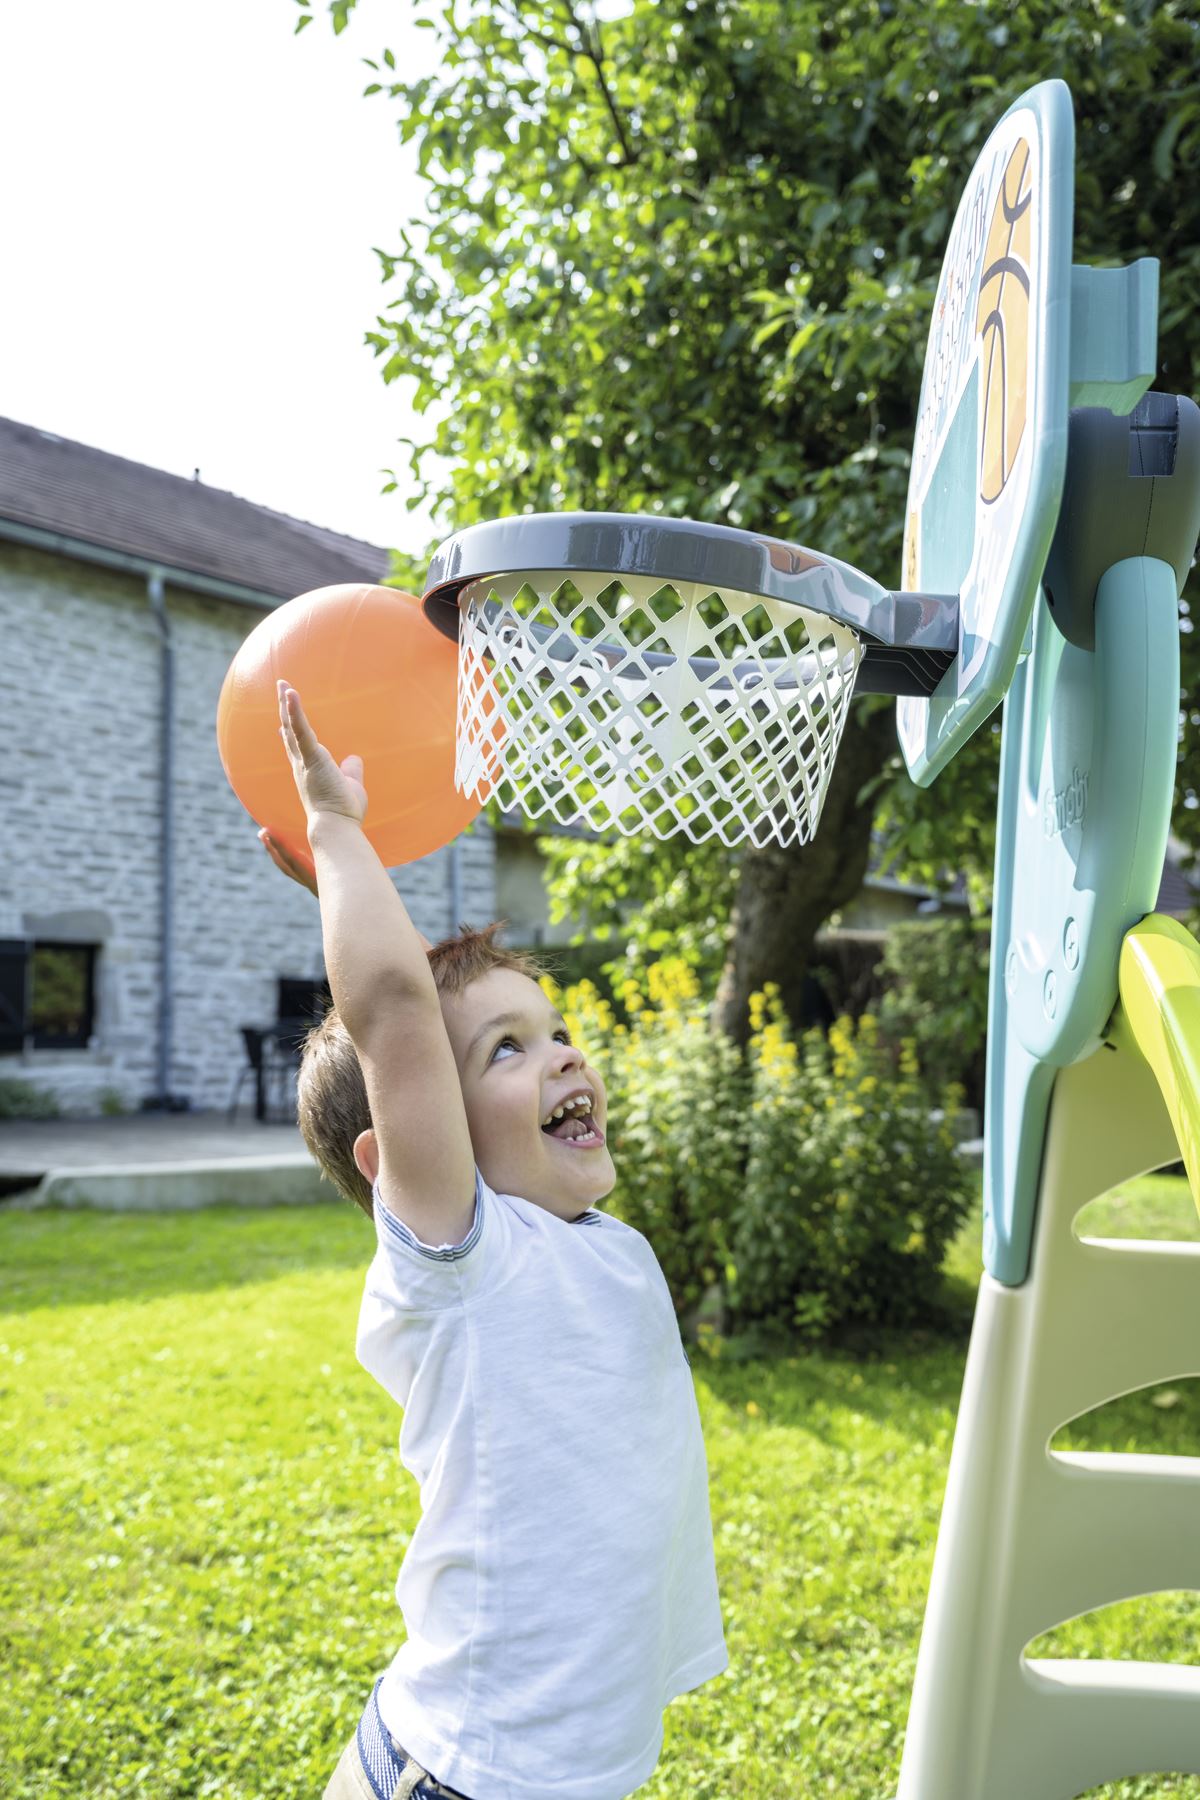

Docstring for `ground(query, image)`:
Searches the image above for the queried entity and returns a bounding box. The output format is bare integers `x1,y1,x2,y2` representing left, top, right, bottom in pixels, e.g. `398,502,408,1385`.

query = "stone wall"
0,544,496,1117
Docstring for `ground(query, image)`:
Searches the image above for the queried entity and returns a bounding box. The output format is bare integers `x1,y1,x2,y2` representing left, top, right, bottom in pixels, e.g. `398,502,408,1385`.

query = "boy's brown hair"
295,923,547,1217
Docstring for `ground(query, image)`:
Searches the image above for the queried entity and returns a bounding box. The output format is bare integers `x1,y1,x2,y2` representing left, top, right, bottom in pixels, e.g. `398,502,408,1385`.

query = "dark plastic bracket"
1043,392,1200,650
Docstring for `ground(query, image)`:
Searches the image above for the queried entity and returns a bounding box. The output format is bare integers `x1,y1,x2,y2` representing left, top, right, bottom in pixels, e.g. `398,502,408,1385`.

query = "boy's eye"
490,1029,571,1062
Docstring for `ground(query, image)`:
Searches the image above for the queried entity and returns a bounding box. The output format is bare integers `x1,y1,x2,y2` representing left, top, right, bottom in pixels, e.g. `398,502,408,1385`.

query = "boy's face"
439,967,615,1220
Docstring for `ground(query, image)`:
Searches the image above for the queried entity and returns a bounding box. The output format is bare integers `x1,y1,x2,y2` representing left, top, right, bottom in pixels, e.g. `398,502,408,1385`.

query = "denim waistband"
356,1678,471,1800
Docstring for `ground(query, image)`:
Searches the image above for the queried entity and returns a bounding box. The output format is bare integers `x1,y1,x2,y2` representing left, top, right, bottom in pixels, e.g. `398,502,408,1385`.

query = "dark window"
0,941,28,1055
276,976,333,1055
32,944,96,1047
277,976,333,1025
0,939,96,1052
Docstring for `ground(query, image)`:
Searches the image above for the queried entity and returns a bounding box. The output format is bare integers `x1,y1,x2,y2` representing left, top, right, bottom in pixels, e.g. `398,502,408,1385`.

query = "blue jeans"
323,1678,474,1800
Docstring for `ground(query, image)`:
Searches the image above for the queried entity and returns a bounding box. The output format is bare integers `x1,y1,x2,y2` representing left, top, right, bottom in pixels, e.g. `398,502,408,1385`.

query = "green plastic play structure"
892,81,1200,1800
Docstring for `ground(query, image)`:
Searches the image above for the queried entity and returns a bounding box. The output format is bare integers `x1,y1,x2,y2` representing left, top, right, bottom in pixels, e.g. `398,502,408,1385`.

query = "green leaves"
875,916,990,1105
540,828,737,985
1151,93,1200,183
727,1005,974,1339
316,0,1200,898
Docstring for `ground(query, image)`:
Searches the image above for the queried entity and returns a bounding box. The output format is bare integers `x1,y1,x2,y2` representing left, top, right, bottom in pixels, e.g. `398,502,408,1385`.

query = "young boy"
271,681,727,1800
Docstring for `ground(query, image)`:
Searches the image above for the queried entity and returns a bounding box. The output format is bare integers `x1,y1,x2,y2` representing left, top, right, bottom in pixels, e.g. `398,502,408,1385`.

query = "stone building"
6,418,1194,1122
0,417,495,1119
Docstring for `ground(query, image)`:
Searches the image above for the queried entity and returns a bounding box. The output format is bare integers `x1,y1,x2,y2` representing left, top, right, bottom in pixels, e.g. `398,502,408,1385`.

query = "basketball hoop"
422,513,957,849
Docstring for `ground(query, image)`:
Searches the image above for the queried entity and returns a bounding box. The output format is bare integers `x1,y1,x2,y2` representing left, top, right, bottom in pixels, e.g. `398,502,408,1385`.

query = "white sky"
0,0,447,555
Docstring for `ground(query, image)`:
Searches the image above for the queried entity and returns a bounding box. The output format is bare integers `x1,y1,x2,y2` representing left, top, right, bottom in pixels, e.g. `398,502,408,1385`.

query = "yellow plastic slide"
1119,912,1200,1218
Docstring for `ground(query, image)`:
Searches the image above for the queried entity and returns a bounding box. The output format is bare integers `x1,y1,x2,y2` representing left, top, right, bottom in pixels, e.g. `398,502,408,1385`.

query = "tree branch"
498,0,574,58
498,0,639,169
561,0,638,165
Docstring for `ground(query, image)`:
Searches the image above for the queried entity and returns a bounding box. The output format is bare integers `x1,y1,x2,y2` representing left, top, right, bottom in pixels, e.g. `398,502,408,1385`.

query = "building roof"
0,415,391,603
498,807,1200,925
1159,837,1199,917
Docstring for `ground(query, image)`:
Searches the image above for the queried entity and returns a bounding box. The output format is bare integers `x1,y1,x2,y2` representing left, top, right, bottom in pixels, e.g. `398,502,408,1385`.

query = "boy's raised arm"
306,811,435,1034
277,681,476,1245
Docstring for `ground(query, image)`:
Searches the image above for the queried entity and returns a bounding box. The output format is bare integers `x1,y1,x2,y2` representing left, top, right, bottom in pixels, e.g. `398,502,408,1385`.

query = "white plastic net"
453,570,862,848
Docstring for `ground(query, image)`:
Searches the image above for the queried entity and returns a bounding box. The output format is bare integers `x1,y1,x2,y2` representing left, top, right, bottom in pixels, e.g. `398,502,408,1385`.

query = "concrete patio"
0,1106,984,1214
0,1111,329,1211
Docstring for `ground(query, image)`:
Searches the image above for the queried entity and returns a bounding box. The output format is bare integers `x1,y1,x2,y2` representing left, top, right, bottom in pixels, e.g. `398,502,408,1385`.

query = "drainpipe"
448,837,463,938
143,569,185,1110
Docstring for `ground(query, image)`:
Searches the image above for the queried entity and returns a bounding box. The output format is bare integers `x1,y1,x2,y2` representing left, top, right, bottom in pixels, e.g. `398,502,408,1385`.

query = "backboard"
897,79,1075,786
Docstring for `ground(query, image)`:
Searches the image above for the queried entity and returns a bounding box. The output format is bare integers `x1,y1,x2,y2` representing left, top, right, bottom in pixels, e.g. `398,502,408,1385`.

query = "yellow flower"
644,956,699,1009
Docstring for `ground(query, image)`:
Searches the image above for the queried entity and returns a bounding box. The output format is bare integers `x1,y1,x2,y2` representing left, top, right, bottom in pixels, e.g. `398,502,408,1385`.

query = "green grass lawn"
1,1179,1198,1799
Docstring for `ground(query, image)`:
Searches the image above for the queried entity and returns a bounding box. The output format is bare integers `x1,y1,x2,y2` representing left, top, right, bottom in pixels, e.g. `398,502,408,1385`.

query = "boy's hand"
277,681,367,833
258,828,319,897
272,681,435,951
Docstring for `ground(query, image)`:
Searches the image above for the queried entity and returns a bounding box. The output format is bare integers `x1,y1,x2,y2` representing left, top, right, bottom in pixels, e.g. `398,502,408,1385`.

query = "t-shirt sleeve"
356,1171,506,1407
363,1168,499,1312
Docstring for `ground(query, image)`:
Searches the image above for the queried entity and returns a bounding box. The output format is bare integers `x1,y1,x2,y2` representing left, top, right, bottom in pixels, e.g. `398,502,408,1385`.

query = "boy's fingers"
277,696,299,758
284,694,323,768
259,829,287,871
263,828,299,869
277,681,310,749
259,830,318,894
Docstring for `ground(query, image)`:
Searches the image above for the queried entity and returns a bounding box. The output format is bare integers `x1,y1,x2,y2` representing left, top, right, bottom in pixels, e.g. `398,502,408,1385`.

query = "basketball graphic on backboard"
978,140,1033,505
897,82,1073,787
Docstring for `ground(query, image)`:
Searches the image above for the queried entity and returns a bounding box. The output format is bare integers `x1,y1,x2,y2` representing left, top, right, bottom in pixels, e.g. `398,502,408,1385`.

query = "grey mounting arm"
1043,392,1200,650
422,511,959,698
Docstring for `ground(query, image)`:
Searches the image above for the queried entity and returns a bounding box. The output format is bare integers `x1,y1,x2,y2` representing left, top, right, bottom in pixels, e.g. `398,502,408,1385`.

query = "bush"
726,997,973,1341
520,940,622,1006
551,961,744,1326
551,964,973,1342
877,916,990,1110
0,1077,59,1120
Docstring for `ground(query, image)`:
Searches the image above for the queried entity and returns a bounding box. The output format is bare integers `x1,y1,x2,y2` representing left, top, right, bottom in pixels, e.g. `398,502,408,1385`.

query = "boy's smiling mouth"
540,1089,605,1148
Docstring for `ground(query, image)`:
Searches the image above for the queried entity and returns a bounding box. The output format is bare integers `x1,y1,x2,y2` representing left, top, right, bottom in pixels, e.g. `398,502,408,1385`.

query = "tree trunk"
712,702,899,1043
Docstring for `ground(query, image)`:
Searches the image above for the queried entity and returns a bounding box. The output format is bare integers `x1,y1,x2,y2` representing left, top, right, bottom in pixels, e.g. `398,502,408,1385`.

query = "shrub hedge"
548,963,974,1342
876,916,990,1111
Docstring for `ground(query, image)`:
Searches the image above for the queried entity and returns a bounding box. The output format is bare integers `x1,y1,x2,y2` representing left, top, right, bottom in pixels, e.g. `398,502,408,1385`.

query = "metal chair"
228,1025,302,1123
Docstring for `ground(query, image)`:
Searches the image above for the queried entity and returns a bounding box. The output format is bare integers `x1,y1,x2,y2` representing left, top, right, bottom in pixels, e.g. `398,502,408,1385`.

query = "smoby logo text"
1044,766,1088,837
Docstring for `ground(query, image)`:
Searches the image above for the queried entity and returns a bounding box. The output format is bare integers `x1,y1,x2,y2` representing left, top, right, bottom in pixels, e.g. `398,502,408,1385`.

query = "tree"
304,0,1200,1034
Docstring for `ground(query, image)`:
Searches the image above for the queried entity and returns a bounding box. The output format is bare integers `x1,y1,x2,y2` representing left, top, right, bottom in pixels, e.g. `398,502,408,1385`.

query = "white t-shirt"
356,1170,728,1800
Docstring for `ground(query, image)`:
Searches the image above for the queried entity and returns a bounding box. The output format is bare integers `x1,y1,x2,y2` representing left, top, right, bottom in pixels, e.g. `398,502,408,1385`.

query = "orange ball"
217,584,479,867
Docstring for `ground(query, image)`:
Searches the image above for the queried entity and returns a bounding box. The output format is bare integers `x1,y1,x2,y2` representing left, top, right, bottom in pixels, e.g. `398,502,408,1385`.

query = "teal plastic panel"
983,558,1180,1283
899,79,1075,788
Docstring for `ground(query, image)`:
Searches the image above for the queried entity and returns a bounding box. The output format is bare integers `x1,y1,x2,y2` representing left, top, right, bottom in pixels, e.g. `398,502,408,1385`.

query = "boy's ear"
353,1128,379,1186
